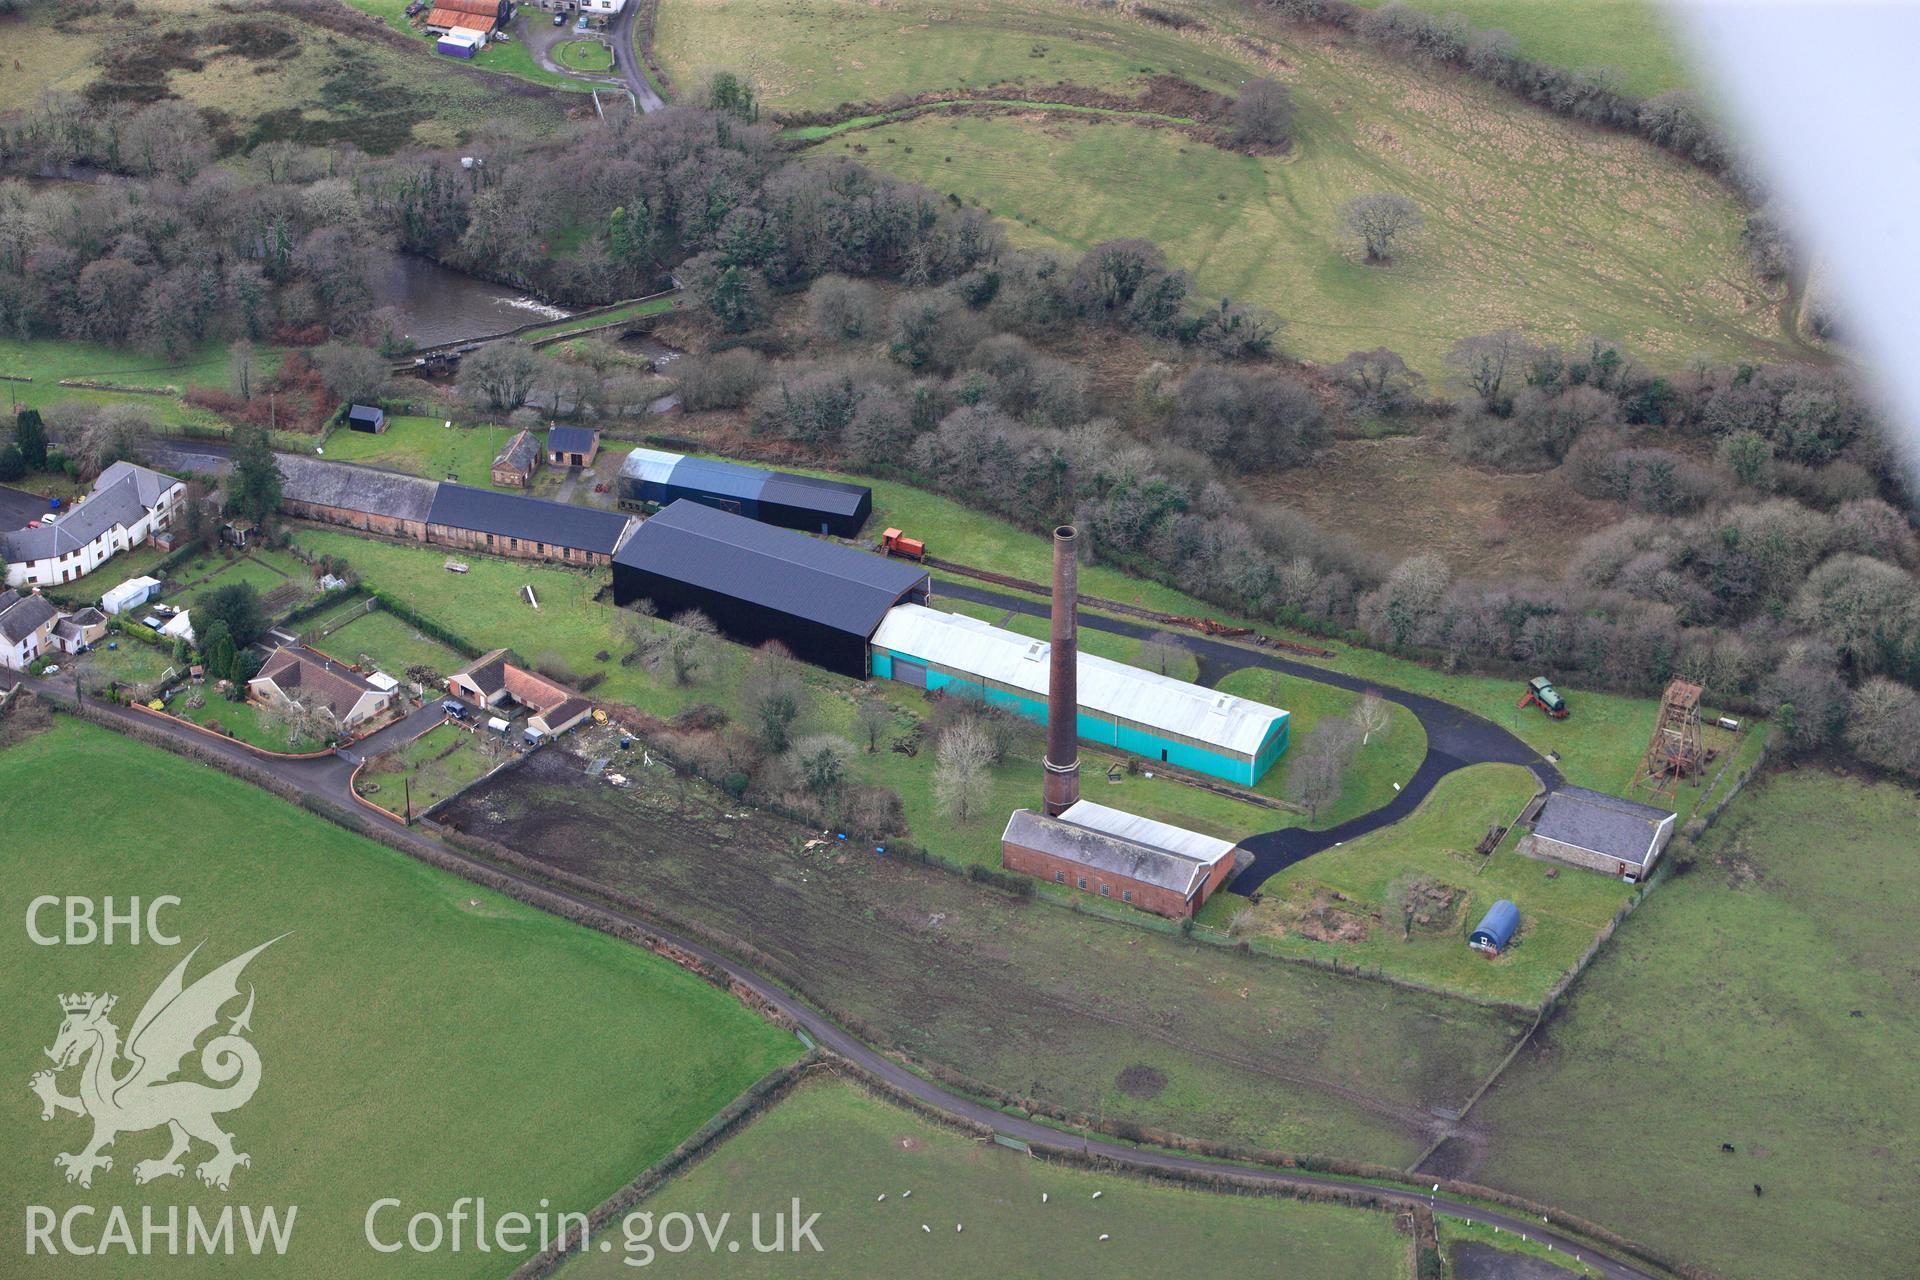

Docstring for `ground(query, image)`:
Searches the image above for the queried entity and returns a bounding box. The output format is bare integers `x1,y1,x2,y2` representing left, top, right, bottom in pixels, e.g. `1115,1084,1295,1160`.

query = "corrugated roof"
546,426,598,456
1058,800,1238,866
613,500,926,637
619,447,680,488
1001,806,1232,897
426,484,636,554
1470,898,1520,947
872,604,1287,757
1532,786,1673,867
278,455,438,523
667,456,767,503
758,472,868,518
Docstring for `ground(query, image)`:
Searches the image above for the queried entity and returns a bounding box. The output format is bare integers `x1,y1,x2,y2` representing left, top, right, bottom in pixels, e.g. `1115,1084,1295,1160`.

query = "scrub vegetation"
0,718,799,1280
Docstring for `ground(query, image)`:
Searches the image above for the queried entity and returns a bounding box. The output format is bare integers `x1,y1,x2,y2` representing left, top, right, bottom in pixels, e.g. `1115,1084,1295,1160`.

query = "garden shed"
1469,899,1520,955
1520,785,1676,881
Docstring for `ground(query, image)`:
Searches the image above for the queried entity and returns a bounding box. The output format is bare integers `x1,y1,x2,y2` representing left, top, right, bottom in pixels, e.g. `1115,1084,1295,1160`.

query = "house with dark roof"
425,484,637,566
51,607,108,655
347,405,388,433
1519,785,1676,880
0,589,59,670
618,448,873,537
611,500,929,677
277,455,439,540
447,649,594,737
546,426,600,468
491,429,541,489
2,461,182,589
248,645,393,732
1001,800,1244,919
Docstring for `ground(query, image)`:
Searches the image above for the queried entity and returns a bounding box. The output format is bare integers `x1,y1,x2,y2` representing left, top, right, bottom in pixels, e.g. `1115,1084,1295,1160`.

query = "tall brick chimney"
1043,524,1080,816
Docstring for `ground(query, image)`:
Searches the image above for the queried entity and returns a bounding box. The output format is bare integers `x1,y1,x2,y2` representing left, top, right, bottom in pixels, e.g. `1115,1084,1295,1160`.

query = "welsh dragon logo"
29,937,286,1192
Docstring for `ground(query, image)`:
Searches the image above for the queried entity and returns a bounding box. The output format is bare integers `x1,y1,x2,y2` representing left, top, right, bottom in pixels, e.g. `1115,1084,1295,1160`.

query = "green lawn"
1352,0,1691,96
660,0,1787,374
319,415,524,489
1469,770,1920,1280
163,687,332,753
314,605,469,679
0,335,266,430
554,38,614,73
1200,764,1639,1006
0,718,800,1279
172,554,304,612
559,1077,1411,1278
1216,666,1426,826
361,720,500,817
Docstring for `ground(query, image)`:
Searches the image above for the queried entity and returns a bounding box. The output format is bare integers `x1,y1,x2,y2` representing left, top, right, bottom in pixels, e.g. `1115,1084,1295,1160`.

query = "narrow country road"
938,581,1563,891
2,672,1654,1280
604,2,665,112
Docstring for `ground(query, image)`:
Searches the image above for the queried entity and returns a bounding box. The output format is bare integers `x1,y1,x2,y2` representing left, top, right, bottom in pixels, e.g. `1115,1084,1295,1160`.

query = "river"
371,252,573,348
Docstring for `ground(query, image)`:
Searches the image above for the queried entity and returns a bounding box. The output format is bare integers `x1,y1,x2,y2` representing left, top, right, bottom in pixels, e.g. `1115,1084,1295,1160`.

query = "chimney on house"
1043,524,1080,817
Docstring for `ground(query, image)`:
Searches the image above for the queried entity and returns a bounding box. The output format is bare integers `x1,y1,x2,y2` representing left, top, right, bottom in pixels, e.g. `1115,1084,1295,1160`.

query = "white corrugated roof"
618,447,684,487
1058,800,1237,867
871,604,1286,757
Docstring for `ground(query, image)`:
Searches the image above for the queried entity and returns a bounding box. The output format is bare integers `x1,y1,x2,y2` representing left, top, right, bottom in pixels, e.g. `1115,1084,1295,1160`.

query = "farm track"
2,670,1664,1280
934,578,1561,890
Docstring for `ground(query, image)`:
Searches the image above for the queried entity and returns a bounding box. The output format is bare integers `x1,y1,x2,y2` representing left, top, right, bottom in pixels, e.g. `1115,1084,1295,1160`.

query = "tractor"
1519,676,1568,719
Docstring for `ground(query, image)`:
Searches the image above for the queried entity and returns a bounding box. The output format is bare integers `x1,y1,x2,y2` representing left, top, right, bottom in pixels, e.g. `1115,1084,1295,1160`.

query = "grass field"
320,416,524,489
0,718,799,1278
1351,0,1690,96
1466,770,1920,1280
315,605,470,678
655,0,1786,374
559,1076,1411,1277
1200,764,1641,1006
0,336,264,431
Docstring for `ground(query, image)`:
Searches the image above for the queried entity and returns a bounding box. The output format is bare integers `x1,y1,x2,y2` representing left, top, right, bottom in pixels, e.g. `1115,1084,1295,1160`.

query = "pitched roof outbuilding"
426,484,635,555
613,500,927,637
277,455,439,523
1002,800,1238,899
1532,785,1675,868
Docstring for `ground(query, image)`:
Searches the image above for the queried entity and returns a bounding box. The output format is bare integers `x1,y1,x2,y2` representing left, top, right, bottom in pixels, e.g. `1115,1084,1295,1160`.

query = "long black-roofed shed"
612,500,930,677
426,483,636,562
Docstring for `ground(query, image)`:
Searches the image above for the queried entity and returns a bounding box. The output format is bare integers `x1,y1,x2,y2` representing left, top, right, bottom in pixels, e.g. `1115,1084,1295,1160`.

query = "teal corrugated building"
870,604,1289,785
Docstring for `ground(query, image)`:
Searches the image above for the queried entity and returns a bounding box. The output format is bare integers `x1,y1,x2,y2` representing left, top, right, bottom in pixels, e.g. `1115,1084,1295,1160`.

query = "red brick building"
278,456,437,541
1001,800,1243,919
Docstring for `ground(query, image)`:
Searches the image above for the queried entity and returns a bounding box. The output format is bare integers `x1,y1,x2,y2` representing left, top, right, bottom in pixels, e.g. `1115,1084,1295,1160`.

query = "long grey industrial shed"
611,500,928,677
618,448,873,537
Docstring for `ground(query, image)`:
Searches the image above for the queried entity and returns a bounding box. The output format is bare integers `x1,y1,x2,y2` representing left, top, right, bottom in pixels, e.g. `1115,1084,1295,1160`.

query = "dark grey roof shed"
546,426,598,456
427,484,634,554
613,500,926,636
1532,786,1675,868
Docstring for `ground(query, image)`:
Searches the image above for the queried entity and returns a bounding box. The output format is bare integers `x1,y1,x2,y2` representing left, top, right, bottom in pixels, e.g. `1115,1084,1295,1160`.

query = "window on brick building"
1054,871,1064,883
1076,877,1087,890
1122,890,1132,903
1100,884,1110,897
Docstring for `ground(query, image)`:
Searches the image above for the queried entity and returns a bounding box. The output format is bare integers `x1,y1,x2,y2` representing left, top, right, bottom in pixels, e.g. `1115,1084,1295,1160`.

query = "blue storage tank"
1469,899,1520,955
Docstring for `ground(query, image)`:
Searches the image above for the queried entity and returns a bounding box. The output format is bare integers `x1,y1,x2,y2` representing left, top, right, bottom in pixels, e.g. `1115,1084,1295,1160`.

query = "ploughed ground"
440,743,1524,1165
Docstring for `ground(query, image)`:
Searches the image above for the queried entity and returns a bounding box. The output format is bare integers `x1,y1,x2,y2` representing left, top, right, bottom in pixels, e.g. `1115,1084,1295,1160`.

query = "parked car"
553,12,564,24
441,699,469,720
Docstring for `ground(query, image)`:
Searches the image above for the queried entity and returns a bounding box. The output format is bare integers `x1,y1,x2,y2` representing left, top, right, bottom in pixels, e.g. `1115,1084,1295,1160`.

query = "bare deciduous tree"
744,641,809,753
264,688,338,748
933,717,995,823
1351,692,1390,745
855,687,894,753
1139,631,1190,677
1340,193,1424,263
642,609,717,686
1229,78,1295,146
1282,718,1361,820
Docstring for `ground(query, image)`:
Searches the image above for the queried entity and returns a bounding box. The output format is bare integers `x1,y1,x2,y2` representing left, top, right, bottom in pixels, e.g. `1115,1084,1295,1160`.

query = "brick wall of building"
1518,833,1647,881
425,523,612,566
1002,840,1220,919
285,501,427,542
